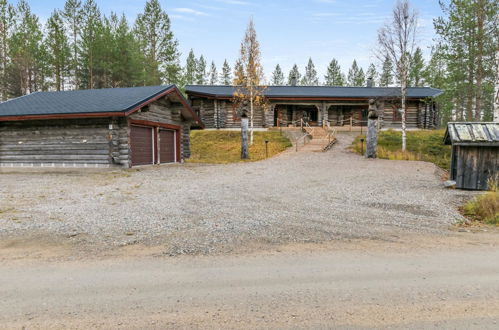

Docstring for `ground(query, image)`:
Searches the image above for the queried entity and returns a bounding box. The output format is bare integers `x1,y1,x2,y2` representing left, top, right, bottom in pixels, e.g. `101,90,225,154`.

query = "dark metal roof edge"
123,85,174,112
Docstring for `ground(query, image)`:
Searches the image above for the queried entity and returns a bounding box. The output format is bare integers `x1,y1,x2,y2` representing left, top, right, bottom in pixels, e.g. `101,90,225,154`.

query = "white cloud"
172,8,209,16
214,0,250,5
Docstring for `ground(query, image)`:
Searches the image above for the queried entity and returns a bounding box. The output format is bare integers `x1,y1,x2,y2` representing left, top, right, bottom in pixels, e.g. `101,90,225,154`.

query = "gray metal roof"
185,85,443,99
0,85,175,117
444,122,499,146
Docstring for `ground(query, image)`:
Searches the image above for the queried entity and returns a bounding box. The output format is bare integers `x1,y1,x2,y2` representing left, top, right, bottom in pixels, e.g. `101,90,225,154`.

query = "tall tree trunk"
401,69,407,152
494,49,499,122
250,86,254,146
241,114,249,159
475,0,485,120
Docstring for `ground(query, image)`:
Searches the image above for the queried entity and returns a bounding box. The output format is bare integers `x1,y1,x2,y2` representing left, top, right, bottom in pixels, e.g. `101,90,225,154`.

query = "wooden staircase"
303,125,337,152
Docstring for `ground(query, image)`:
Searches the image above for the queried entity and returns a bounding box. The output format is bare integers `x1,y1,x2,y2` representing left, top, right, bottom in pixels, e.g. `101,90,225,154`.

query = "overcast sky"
24,0,442,82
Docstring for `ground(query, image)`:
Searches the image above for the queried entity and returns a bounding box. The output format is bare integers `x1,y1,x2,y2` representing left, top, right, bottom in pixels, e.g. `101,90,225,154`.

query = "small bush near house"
351,129,451,169
462,175,499,225
188,130,292,164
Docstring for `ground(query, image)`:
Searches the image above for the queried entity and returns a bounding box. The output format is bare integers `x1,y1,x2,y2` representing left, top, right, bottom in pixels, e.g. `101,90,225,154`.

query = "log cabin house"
0,85,203,168
185,85,442,130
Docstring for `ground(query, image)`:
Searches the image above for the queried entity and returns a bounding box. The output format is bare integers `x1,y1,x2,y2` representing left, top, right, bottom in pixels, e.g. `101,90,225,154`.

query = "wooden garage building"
185,85,442,129
0,85,203,168
444,122,499,190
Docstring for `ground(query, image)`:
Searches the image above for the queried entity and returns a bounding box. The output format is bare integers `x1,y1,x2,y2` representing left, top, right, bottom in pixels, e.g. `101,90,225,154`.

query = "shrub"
463,175,499,225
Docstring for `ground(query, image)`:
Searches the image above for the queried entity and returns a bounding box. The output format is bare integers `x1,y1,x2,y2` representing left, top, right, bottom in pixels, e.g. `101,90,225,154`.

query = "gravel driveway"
0,133,469,255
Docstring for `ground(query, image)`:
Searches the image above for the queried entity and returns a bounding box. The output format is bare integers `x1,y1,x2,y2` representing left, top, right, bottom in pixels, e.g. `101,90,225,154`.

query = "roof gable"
185,85,443,99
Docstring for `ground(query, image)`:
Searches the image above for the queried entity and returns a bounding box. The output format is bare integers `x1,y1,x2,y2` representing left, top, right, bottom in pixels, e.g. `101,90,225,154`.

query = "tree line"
0,0,497,122
269,51,424,88
0,0,234,101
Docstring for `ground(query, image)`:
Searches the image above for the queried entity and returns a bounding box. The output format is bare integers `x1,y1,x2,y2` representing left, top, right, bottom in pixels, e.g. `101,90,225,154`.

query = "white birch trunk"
401,74,407,152
241,116,249,159
250,86,254,146
494,49,499,122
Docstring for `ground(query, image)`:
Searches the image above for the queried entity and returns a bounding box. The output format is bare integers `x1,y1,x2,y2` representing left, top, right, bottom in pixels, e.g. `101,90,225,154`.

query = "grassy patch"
462,176,499,226
188,130,292,164
351,129,451,169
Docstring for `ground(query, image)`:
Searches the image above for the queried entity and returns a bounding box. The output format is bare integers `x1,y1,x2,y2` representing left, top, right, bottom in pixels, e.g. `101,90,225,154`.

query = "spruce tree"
220,59,231,85
209,61,218,85
196,55,207,85
409,47,424,87
366,63,378,86
134,0,180,85
324,59,345,86
62,0,82,89
183,49,196,85
271,64,284,85
347,60,365,86
46,10,70,91
301,58,319,86
379,55,393,87
287,64,301,85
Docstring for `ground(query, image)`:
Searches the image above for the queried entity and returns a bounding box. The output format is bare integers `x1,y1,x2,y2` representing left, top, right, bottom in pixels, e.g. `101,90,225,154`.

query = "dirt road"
2,237,499,329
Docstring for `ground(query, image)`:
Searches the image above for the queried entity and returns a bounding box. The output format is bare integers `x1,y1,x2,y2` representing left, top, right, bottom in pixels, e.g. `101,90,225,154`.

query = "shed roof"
0,85,203,127
444,122,499,146
185,85,443,99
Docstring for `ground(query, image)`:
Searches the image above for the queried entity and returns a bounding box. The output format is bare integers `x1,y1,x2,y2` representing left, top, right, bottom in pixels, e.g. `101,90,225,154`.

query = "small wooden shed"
444,122,499,190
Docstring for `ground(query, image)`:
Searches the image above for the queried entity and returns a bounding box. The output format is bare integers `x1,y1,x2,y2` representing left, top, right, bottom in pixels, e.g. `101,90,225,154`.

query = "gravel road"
0,133,470,255
2,242,499,329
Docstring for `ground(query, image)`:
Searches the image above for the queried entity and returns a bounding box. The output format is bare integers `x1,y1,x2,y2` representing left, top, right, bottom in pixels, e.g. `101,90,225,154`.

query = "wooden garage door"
130,126,154,166
159,129,175,163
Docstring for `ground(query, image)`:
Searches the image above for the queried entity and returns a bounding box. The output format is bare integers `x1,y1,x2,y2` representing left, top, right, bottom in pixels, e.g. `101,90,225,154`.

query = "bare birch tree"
495,48,499,122
233,18,266,147
377,0,418,151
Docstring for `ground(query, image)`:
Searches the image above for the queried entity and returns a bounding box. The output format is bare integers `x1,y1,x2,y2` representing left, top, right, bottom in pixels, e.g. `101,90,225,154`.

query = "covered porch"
270,101,369,129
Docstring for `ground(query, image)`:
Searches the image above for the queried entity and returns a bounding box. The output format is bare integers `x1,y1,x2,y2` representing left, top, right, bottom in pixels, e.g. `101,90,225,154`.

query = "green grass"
462,175,499,226
351,129,451,169
188,130,292,164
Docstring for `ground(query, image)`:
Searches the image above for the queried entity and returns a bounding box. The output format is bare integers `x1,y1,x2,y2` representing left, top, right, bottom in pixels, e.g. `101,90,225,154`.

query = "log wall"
0,118,115,168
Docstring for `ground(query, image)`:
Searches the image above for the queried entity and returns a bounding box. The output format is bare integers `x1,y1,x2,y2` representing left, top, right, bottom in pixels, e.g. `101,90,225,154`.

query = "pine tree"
209,61,218,85
0,0,14,100
366,63,378,86
379,55,393,87
62,0,82,89
271,64,284,85
220,59,231,85
183,49,196,85
134,0,180,85
347,60,365,86
434,0,498,120
103,13,143,88
324,59,345,86
301,57,319,86
79,0,101,89
196,55,207,85
409,47,424,87
46,10,70,91
287,64,301,85
8,0,45,96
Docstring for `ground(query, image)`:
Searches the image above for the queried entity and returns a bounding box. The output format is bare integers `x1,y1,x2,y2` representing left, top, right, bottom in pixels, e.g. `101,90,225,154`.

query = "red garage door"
130,126,154,166
159,129,175,163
